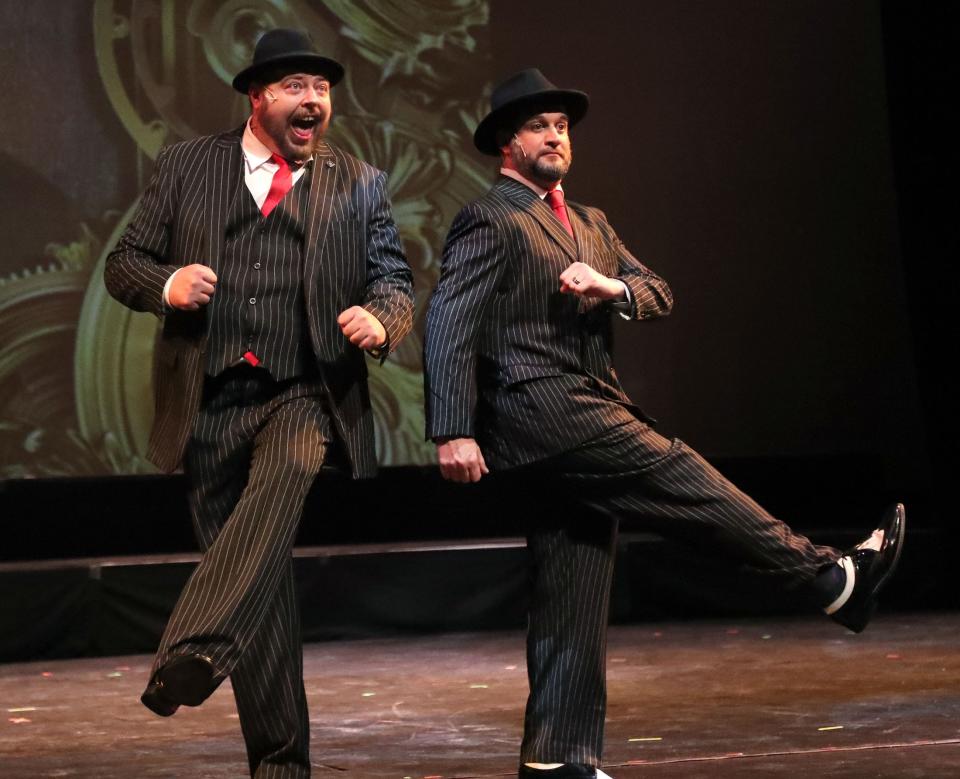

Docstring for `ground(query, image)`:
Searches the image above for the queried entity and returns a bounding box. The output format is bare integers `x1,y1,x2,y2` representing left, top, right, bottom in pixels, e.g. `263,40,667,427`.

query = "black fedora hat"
473,68,589,156
232,28,344,93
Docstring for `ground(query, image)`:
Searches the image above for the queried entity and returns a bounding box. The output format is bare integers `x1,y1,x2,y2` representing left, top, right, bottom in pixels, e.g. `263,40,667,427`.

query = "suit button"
249,297,256,305
254,262,261,270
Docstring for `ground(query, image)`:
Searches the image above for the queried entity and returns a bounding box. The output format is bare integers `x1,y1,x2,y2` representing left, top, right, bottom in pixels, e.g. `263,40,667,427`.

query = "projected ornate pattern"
0,0,492,477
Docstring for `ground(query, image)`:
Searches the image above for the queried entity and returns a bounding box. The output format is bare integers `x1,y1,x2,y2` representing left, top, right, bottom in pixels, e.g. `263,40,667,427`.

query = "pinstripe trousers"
153,366,331,778
518,417,840,767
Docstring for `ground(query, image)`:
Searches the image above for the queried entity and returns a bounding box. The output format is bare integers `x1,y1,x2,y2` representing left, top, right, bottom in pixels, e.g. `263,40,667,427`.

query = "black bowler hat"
232,28,344,93
473,68,589,156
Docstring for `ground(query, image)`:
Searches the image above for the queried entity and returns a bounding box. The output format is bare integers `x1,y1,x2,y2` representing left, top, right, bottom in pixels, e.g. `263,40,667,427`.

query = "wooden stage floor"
2,613,958,778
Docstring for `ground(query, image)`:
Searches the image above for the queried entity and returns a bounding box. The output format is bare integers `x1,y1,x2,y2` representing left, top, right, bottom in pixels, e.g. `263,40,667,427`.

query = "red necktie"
545,188,573,237
261,154,292,217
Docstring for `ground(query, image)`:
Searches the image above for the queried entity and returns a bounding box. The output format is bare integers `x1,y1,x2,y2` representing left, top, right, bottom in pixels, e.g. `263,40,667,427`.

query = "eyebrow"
281,74,331,84
526,114,570,124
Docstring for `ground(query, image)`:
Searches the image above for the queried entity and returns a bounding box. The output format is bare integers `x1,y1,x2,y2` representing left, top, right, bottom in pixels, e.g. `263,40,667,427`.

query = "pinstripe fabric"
105,127,414,477
105,125,413,777
206,166,313,378
423,176,840,768
158,370,327,776
522,523,616,766
424,176,673,469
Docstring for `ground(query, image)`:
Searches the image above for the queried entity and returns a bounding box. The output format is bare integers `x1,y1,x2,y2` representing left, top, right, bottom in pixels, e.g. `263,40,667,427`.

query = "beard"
254,104,330,162
511,143,572,185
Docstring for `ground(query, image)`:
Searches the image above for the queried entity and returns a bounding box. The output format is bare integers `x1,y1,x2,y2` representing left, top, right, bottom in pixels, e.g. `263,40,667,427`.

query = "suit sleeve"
104,146,180,318
423,203,509,441
595,208,673,320
360,171,414,356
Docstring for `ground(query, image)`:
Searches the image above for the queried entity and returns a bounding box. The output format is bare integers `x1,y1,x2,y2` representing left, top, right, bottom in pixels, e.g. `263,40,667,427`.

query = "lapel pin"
325,160,335,168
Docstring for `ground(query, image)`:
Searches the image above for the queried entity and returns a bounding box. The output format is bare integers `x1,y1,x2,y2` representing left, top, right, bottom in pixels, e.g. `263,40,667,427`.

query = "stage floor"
2,613,958,778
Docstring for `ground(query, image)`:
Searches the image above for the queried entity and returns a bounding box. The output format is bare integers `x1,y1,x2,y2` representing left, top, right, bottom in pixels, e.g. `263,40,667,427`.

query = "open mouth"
291,114,320,140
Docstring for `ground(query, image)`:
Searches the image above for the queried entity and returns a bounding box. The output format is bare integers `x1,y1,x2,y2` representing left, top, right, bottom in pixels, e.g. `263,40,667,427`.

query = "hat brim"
473,89,589,156
232,53,345,93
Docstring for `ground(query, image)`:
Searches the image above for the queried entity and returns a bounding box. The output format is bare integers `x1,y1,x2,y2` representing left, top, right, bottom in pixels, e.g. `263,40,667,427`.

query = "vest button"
249,297,256,305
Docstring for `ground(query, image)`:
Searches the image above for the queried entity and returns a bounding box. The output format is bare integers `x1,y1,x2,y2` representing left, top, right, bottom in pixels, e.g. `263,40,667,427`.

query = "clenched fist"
559,261,625,300
337,306,387,351
168,264,217,310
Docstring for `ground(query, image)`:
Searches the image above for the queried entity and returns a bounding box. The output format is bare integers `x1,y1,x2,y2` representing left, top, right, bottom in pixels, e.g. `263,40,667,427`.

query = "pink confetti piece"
726,628,740,635
886,653,901,660
40,672,54,678
653,631,663,638
8,718,31,724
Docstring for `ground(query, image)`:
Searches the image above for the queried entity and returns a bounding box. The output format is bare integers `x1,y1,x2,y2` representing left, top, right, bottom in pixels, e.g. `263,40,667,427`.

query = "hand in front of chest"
559,261,626,301
338,306,387,351
436,437,489,483
168,264,217,310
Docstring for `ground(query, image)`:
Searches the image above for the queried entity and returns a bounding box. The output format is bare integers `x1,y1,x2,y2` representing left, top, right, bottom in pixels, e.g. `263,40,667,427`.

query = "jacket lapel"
567,204,593,268
496,177,579,262
303,140,339,334
203,127,244,271
304,140,338,260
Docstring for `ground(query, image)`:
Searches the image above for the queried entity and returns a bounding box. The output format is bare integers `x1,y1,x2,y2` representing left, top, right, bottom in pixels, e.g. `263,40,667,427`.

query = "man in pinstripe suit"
104,29,413,778
423,69,904,779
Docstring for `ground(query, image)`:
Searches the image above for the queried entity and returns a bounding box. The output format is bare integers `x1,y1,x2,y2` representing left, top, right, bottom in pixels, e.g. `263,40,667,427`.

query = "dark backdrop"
2,1,957,562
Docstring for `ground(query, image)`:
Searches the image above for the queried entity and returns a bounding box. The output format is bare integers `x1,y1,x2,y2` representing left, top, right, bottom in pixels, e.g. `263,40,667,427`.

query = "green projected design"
0,0,492,477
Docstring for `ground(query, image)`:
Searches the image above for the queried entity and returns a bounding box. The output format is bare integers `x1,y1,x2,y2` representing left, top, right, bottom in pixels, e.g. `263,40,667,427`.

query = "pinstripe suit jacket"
105,126,413,477
424,176,673,470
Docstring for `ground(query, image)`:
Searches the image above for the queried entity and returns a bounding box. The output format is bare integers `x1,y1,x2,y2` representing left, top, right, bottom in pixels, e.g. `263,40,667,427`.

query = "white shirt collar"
499,167,563,199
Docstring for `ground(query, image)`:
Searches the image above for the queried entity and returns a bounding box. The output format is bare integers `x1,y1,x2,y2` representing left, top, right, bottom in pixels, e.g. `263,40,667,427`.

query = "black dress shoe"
830,503,905,633
519,765,596,778
140,654,218,716
140,679,179,717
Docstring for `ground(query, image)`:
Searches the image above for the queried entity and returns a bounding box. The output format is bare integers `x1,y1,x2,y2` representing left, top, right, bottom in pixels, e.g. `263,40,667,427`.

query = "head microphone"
512,134,527,159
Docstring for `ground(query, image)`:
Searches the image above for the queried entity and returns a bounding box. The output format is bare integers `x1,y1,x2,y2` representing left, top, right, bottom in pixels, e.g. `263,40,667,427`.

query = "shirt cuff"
610,280,634,320
162,269,180,310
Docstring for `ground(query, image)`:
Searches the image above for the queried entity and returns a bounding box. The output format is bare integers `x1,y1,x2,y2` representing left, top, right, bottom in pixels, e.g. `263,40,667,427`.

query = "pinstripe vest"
205,165,314,379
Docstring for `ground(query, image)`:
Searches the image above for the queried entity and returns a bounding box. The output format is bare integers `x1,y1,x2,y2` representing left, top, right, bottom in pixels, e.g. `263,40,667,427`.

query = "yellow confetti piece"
361,692,376,697
7,708,36,713
818,725,844,731
504,665,517,671
469,684,489,689
629,737,662,742
107,672,123,678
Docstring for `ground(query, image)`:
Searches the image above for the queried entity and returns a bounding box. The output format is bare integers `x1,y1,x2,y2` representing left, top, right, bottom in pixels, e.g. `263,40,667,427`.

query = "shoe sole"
871,503,906,601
